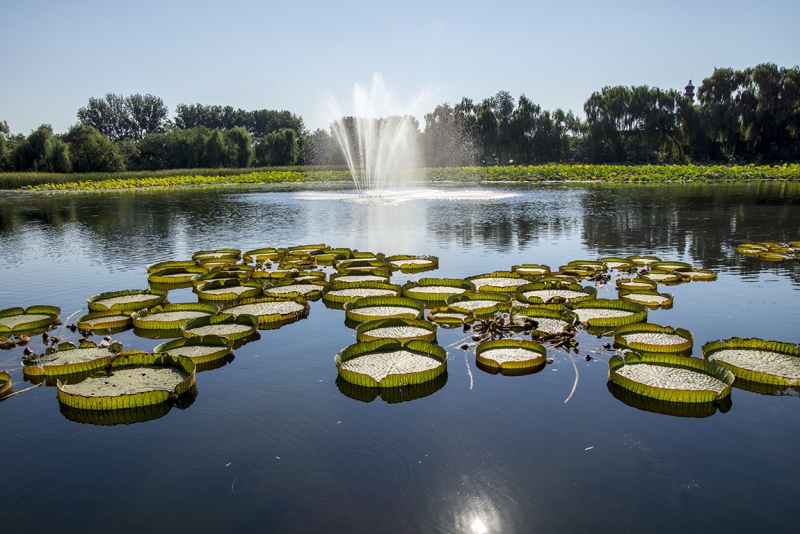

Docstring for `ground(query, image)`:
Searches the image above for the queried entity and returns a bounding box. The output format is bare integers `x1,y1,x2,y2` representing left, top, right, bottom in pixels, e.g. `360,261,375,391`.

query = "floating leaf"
600,257,635,270
262,279,329,300
385,255,439,272
132,303,218,330
757,251,791,262
613,323,693,354
0,371,11,399
565,299,647,328
146,260,199,273
343,296,425,324
356,318,437,343
445,291,512,315
194,280,263,301
516,281,596,305
0,305,61,334
154,335,232,365
335,339,447,388
401,278,476,302
641,271,683,284
627,255,662,266
475,339,547,371
222,296,309,327
555,265,596,278
57,353,196,411
616,277,658,291
334,258,390,272
192,249,241,262
568,259,607,272
181,313,258,341
466,271,533,293
650,261,693,272
330,272,390,284
426,306,477,326
511,306,577,337
608,352,734,403
87,290,167,312
242,247,286,263
147,266,207,285
511,264,551,277
618,289,674,309
702,337,800,388
23,340,128,378
322,282,402,305
76,310,133,331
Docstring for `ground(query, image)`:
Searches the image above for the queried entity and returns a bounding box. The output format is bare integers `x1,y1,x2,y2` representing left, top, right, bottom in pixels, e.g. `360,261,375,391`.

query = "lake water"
1,182,799,533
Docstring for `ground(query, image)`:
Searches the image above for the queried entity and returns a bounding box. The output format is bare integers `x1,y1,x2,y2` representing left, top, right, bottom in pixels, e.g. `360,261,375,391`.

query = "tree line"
1,63,798,173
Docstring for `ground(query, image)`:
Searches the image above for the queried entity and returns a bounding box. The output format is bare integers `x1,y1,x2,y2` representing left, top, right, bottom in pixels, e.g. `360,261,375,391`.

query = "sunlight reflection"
295,189,518,205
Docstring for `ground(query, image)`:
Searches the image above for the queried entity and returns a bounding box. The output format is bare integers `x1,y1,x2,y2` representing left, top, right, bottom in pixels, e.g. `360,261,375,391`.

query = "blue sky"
1,0,798,135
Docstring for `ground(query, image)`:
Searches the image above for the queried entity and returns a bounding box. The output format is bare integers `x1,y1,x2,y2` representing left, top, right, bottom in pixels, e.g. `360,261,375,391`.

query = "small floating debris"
0,306,61,334
608,352,734,403
613,323,693,353
703,337,800,388
335,339,446,388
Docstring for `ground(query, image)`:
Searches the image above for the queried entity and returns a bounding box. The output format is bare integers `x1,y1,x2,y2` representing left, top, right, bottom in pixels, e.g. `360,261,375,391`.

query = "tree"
77,93,168,141
14,125,71,172
63,123,125,172
224,126,254,168
125,94,169,140
255,129,298,166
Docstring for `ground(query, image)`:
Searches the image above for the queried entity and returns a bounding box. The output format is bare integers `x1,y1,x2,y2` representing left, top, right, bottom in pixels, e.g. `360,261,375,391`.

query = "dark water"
1,182,799,533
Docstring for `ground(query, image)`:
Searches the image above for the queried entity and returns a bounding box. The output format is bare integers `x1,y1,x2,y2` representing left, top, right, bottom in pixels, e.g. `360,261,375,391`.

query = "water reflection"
335,372,447,403
607,381,732,418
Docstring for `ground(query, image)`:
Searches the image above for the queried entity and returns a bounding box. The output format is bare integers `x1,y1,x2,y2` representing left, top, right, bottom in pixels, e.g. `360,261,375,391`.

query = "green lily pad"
146,260,199,273
222,296,309,327
608,352,734,403
641,271,683,284
57,352,196,411
22,340,126,378
147,266,208,285
601,257,636,270
0,306,61,333
466,271,533,293
475,339,547,371
627,255,662,266
511,306,577,337
613,323,693,354
618,289,674,309
0,370,11,399
516,281,596,305
322,282,402,305
445,292,512,315
192,249,241,262
181,313,258,341
154,335,232,365
385,255,439,272
335,339,447,388
87,290,167,312
343,296,425,324
194,280,263,301
702,337,800,388
616,277,658,291
242,247,286,263
607,381,729,418
262,279,329,300
356,318,437,343
401,278,476,302
511,264,551,277
426,306,477,326
132,303,218,330
568,259,607,272
330,272,391,284
76,310,133,331
565,299,647,328
650,261,693,272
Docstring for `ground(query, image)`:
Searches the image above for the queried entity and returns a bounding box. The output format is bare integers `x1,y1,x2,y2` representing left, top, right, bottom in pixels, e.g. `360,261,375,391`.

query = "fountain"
327,74,423,193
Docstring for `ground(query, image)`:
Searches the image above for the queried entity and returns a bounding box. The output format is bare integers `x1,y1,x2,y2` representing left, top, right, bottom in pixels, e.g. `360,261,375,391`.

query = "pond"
1,182,799,533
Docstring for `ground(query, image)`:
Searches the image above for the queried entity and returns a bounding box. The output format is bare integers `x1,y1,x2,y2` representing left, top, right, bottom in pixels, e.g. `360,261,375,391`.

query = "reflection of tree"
579,183,800,285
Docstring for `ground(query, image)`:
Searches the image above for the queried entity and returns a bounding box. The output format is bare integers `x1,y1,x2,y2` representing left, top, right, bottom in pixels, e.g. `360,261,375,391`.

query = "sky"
1,0,798,135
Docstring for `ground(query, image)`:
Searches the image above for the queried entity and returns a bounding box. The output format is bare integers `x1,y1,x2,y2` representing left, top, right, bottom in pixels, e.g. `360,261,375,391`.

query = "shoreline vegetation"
3,163,799,192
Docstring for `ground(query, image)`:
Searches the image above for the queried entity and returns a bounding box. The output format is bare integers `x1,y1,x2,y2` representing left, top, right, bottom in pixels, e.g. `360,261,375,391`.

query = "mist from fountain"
327,74,425,193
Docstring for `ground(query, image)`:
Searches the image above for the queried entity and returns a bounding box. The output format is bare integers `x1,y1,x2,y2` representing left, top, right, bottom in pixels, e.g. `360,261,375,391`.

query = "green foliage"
14,125,71,172
174,103,304,137
77,93,168,141
63,123,126,172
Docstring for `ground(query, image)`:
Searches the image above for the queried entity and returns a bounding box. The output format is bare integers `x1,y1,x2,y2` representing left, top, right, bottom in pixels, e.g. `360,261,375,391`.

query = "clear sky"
1,0,798,135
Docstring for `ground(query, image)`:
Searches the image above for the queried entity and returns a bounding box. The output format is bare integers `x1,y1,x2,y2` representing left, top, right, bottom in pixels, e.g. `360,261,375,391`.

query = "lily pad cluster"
734,241,800,262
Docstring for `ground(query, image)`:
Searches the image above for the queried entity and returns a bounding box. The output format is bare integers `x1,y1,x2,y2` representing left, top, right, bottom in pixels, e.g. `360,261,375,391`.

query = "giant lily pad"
343,296,425,324
22,340,126,378
601,257,636,270
76,310,133,331
222,296,309,327
0,371,11,399
88,290,167,312
385,255,439,272
132,303,218,330
242,247,286,263
181,313,258,341
607,381,729,418
426,306,477,326
565,299,647,328
57,352,196,411
445,292,512,315
627,255,662,266
322,282,402,305
608,352,734,403
147,260,198,273
0,306,61,333
650,261,693,272
335,339,447,388
516,281,596,305
194,280,263,301
567,259,607,272
401,278,476,302
466,271,532,293
616,277,658,291
618,289,674,309
356,318,437,343
511,307,577,337
677,269,718,282
702,337,800,388
147,266,207,286
192,249,241,263
154,335,232,365
641,271,683,284
262,279,329,300
613,323,693,354
330,272,391,284
475,339,547,372
511,264,551,277
334,258,390,272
